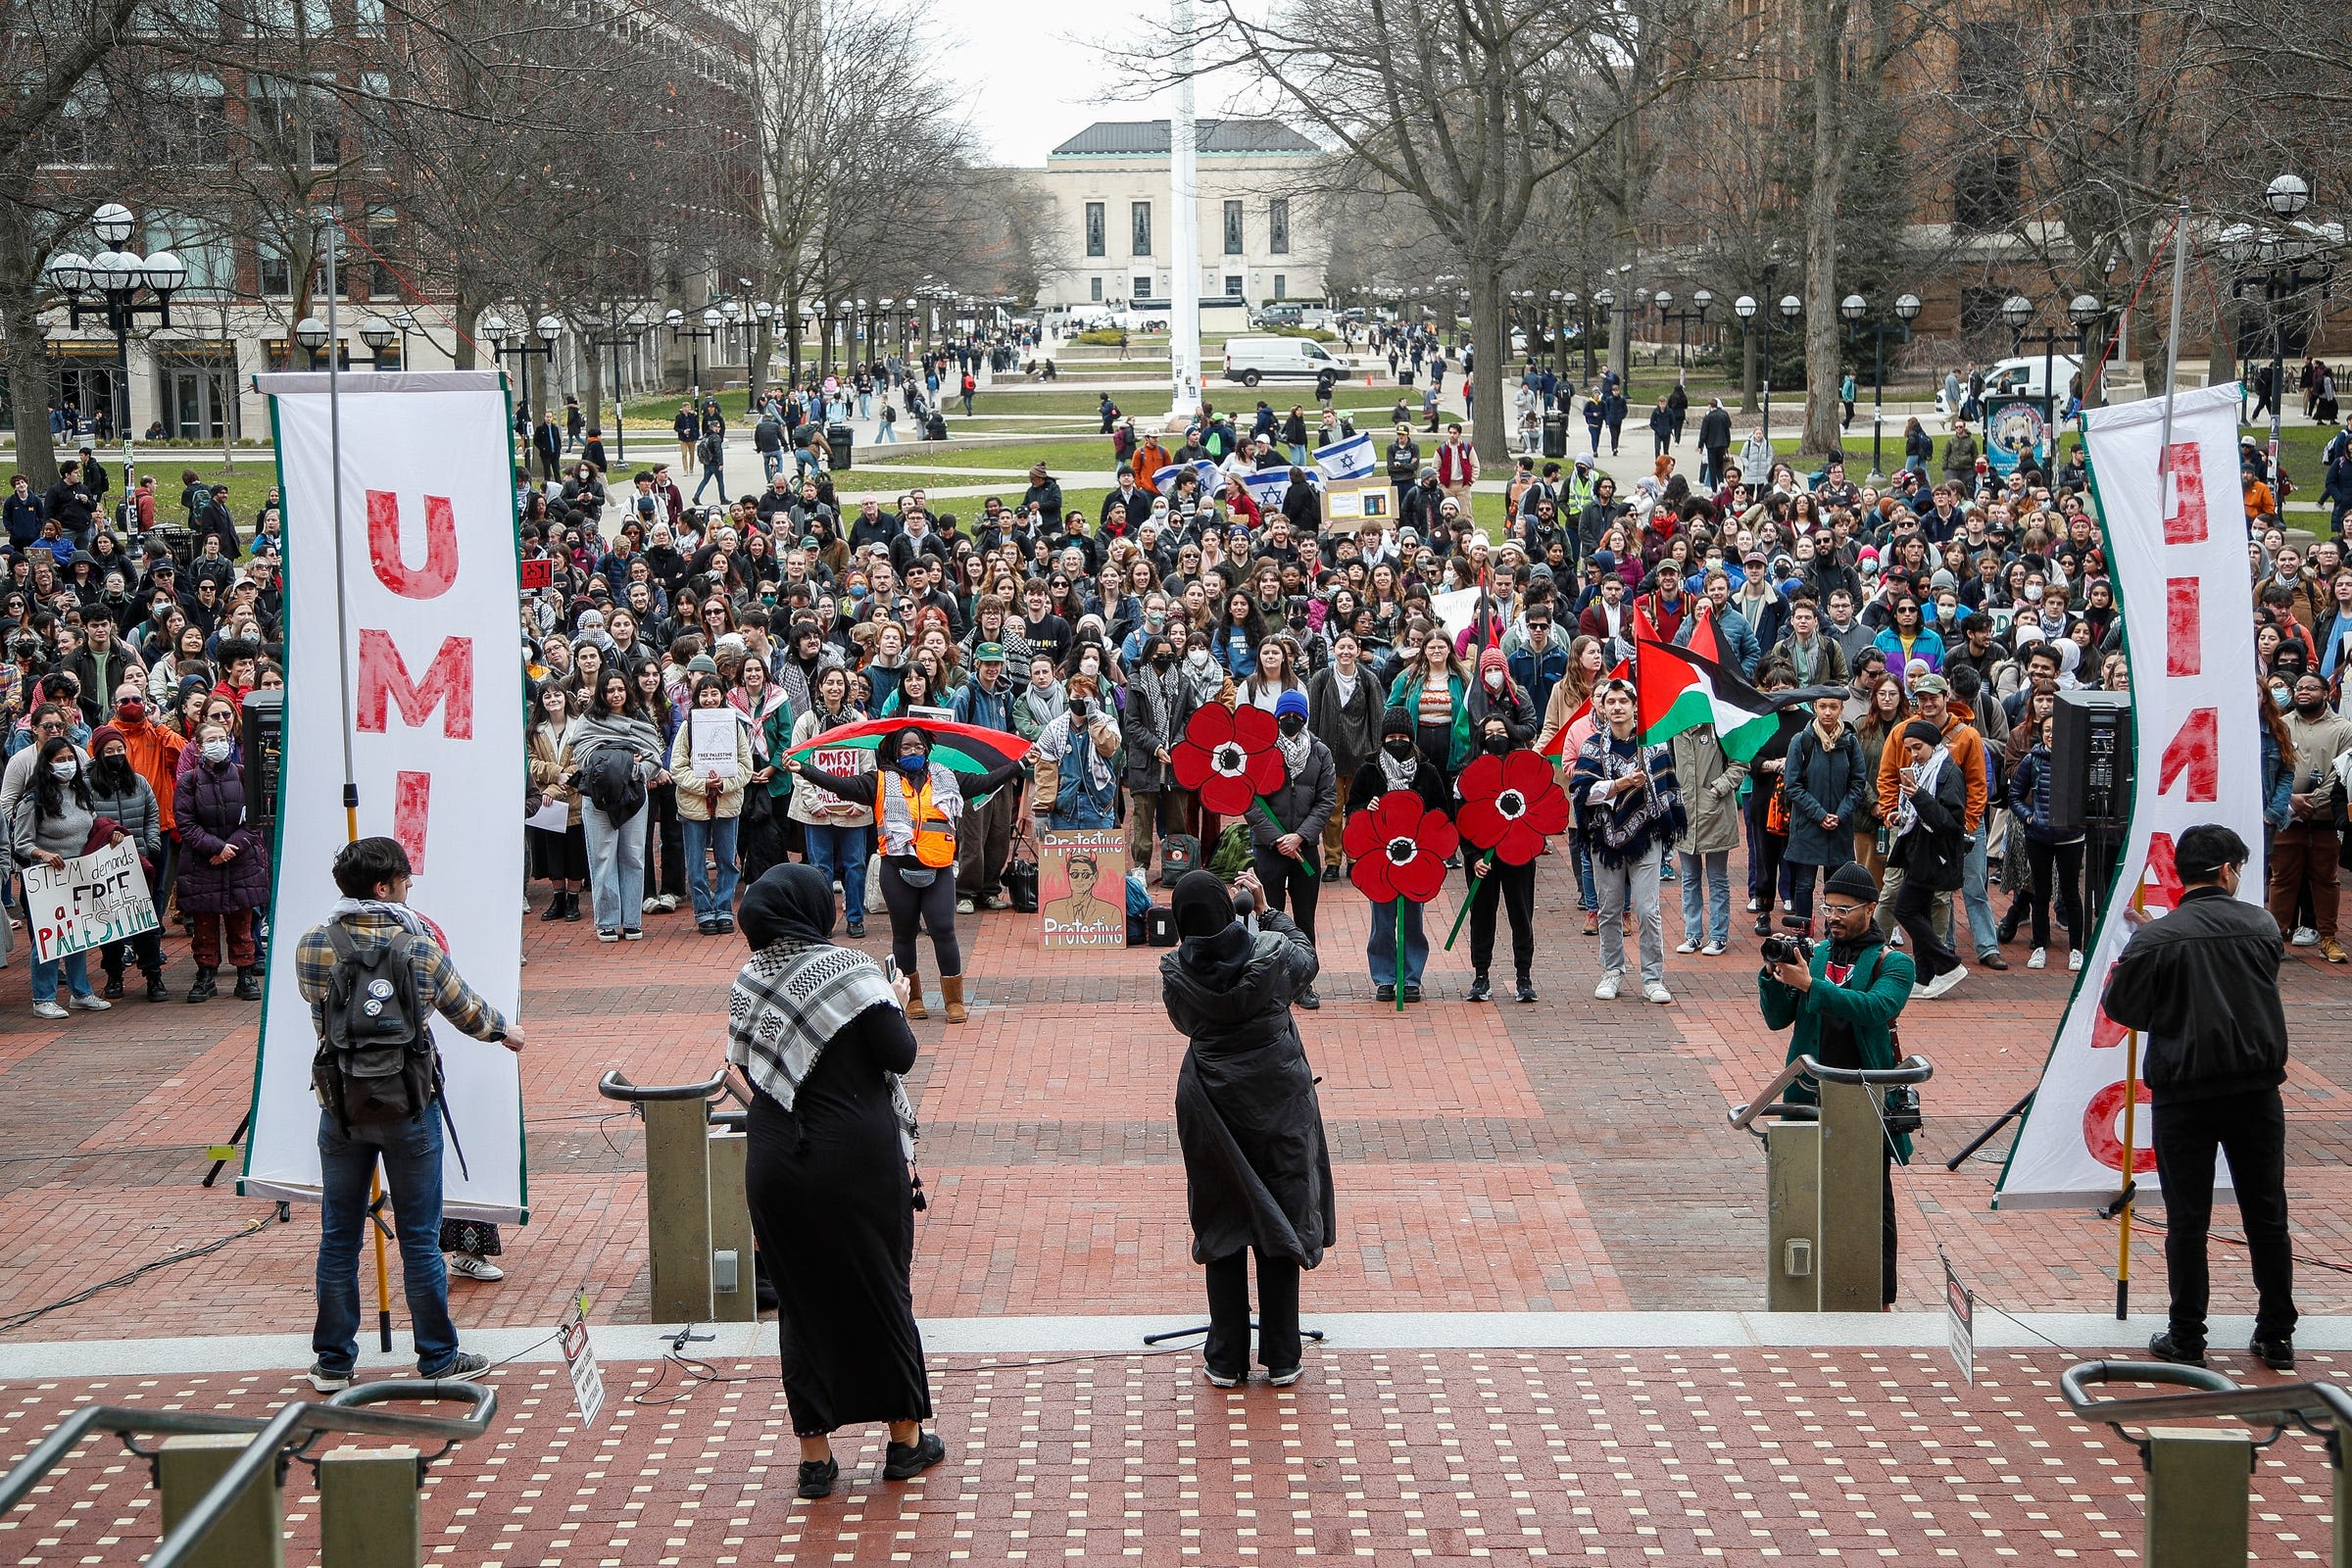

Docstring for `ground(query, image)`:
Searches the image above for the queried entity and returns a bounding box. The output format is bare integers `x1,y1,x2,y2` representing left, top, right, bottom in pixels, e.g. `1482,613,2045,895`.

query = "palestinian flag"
1636,612,1780,761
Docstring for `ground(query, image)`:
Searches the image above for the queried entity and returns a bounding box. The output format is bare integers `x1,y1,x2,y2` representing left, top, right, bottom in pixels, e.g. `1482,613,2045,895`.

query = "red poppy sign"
1171,703,1286,817
1343,795,1457,905
1455,749,1571,865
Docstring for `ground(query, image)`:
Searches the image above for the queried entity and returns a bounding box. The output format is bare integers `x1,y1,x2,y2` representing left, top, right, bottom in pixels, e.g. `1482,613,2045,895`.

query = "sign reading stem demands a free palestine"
24,839,158,963
1039,829,1128,950
1995,383,2264,1210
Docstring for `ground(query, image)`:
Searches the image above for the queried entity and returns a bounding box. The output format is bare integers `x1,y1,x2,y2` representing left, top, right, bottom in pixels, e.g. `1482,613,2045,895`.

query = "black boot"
564,890,582,922
187,966,218,1004
143,968,170,1003
541,891,568,921
232,966,262,1001
102,968,124,1000
1466,972,1492,1003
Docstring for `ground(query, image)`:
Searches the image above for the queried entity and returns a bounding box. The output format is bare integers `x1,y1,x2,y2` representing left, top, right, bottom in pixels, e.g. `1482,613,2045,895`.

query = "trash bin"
1398,368,1415,388
1543,412,1569,460
826,421,854,471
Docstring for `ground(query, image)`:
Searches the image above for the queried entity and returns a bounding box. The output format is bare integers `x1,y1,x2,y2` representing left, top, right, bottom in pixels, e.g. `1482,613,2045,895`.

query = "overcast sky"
939,3,1268,168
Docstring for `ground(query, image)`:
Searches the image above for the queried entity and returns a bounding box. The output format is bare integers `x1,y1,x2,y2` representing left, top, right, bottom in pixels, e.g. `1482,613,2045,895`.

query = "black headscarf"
1171,869,1234,940
738,862,836,949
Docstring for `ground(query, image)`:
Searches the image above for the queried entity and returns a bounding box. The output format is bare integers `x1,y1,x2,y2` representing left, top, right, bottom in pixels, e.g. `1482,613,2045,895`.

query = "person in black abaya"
725,863,947,1500
1160,868,1337,1388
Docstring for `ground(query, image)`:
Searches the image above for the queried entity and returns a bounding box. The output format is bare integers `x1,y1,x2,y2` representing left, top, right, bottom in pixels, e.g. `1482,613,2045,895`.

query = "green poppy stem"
1443,848,1497,951
1254,797,1304,861
1396,899,1406,1011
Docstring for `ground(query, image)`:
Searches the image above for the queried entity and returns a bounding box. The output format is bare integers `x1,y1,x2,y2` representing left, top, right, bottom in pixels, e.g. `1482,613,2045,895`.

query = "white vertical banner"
242,370,527,1223
1995,383,2263,1208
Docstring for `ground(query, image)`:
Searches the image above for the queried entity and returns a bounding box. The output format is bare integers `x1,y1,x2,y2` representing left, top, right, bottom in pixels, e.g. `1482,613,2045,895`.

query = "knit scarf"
1136,662,1178,748
1179,649,1227,708
1573,729,1686,867
727,938,915,1158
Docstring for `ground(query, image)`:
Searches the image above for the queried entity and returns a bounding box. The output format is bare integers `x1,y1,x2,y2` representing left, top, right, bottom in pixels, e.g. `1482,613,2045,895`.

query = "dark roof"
1052,120,1321,157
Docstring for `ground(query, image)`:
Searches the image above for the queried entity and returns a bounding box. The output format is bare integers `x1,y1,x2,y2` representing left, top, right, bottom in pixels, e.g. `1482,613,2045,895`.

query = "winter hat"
1171,869,1236,940
687,655,718,675
1479,647,1508,676
1825,861,1880,904
1381,707,1415,738
1902,718,1944,749
1275,688,1310,720
87,723,124,759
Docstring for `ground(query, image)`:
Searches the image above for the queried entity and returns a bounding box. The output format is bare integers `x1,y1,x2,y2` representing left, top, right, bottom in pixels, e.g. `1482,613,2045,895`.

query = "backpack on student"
312,925,441,1131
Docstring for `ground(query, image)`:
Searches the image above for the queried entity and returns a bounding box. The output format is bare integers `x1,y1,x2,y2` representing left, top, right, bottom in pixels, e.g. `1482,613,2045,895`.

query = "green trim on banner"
239,394,302,1200
501,368,531,1225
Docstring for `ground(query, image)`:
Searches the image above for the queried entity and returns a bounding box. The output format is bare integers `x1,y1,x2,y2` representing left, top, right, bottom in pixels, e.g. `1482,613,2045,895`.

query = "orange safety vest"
876,772,957,868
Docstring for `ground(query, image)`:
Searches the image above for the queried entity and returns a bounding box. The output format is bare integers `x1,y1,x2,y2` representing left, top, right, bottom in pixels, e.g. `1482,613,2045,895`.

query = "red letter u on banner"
367,490,460,600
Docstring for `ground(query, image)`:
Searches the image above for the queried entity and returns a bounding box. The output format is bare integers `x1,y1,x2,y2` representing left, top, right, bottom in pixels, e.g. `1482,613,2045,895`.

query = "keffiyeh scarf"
727,939,916,1158
1570,731,1687,867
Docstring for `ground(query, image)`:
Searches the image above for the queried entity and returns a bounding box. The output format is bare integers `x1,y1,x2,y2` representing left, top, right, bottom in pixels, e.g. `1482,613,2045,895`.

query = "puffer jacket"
1670,725,1746,856
174,752,270,913
84,767,162,863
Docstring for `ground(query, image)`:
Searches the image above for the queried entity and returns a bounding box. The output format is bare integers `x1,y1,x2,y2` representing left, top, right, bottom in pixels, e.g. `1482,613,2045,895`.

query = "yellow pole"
342,804,391,1350
2115,885,2146,1320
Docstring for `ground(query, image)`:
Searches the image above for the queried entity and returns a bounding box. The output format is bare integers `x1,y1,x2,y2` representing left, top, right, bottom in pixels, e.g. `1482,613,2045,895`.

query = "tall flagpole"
320,205,392,1353
1167,0,1202,422
2114,194,2193,1323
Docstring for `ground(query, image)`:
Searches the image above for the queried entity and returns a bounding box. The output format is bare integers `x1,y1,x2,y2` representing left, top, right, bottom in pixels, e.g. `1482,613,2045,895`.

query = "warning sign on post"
560,1294,606,1427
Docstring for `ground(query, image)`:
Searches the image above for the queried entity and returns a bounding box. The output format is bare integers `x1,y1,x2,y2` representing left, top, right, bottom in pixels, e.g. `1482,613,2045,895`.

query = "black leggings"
1463,856,1535,977
1251,844,1321,946
2023,837,2085,951
879,856,961,978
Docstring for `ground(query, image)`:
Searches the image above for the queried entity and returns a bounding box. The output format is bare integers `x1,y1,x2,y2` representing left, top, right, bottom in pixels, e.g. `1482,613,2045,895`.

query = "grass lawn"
865,433,1121,478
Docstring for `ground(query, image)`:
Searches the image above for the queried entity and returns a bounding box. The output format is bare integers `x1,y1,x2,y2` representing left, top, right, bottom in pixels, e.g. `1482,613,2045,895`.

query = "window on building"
1223,200,1244,255
1134,275,1152,299
1131,201,1152,257
353,0,385,31
153,74,229,165
1954,23,2009,102
145,210,234,293
247,75,339,169
1273,275,1287,300
1267,198,1290,256
1953,150,2021,233
366,205,399,297
39,84,111,167
358,73,389,165
1084,201,1104,258
1223,274,1243,298
1090,276,1103,302
258,239,292,298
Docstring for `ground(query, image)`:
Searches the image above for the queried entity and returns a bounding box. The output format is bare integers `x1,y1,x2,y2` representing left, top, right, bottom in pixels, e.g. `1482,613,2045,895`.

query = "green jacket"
1386,670,1473,771
1759,937,1917,1162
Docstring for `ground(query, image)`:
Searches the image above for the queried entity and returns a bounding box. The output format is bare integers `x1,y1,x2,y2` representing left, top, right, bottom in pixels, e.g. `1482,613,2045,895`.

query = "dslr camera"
1759,913,1814,969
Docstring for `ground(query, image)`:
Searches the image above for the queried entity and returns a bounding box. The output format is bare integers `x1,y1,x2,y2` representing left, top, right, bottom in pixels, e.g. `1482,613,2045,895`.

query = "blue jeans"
876,422,897,443
681,812,740,921
1678,850,1731,948
1366,897,1428,989
805,822,871,923
693,463,725,502
858,392,872,417
760,451,783,482
1962,826,1997,958
1573,840,1598,912
1288,443,1308,466
313,1109,461,1377
28,939,92,1004
582,801,647,933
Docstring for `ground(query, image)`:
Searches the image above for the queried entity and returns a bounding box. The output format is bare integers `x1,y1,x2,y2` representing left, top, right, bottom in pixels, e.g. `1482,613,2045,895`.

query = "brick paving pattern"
0,1347,2342,1565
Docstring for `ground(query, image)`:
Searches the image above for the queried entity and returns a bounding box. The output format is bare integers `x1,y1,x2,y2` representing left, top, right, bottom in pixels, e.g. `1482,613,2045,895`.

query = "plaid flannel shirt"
293,911,508,1043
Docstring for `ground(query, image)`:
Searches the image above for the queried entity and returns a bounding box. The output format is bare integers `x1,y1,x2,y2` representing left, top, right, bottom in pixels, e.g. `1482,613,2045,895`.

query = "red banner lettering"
2140,831,2182,913
356,629,474,739
2156,708,2218,803
393,770,431,873
2082,1078,2157,1174
2162,443,2207,545
367,490,461,600
2165,577,2201,677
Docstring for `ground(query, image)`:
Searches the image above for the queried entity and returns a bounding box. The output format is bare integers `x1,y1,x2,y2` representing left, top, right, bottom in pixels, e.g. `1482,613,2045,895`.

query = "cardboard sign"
24,838,158,964
519,558,553,590
1039,829,1129,949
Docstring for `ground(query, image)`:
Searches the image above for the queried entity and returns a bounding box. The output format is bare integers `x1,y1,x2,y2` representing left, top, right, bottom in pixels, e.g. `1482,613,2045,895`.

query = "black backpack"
313,926,440,1131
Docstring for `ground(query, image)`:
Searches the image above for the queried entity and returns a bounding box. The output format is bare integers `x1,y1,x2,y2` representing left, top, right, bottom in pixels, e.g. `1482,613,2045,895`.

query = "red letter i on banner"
2166,578,2201,676
393,770,431,873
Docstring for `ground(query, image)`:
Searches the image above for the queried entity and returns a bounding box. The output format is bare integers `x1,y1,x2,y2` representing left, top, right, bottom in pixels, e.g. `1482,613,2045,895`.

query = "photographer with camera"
1758,860,1916,1307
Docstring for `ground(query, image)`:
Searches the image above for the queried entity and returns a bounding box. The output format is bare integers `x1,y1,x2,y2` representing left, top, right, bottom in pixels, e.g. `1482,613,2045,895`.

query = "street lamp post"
2223,172,2339,477
357,318,397,368
390,308,419,368
665,306,718,395
44,201,186,448
1590,289,1616,387
751,299,775,412
1838,291,1921,480
591,311,649,462
1734,292,1803,451
1655,288,1714,374
294,315,332,370
2000,294,2075,467
480,313,561,468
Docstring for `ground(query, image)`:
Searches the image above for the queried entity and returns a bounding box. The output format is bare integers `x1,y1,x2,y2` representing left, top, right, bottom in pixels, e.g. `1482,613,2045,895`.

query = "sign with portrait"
1984,395,2050,474
1039,829,1129,949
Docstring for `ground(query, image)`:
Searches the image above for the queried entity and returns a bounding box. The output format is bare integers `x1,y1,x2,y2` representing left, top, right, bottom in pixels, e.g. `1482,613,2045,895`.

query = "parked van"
1222,335,1347,391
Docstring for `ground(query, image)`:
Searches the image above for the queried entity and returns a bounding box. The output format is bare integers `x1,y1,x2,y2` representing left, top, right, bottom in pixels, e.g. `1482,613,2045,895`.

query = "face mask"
1187,648,1211,667
1152,652,1175,669
1145,611,1165,629
1484,670,1504,690
897,753,929,777
1080,658,1100,677
1384,737,1416,760
117,699,144,722
49,760,76,780
1278,712,1307,738
202,740,231,764
850,583,867,599
2272,685,2292,709
1482,732,1513,756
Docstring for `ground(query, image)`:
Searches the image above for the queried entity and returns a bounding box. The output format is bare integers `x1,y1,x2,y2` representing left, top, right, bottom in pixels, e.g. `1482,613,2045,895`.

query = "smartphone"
884,956,900,985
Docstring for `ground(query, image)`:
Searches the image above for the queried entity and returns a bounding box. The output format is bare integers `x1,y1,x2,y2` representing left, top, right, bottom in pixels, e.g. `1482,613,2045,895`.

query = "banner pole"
320,205,391,1352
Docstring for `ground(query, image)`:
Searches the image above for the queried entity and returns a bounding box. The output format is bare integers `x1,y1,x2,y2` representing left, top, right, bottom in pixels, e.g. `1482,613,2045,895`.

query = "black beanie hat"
1171,869,1236,940
1902,718,1944,750
1825,861,1879,904
1381,706,1414,738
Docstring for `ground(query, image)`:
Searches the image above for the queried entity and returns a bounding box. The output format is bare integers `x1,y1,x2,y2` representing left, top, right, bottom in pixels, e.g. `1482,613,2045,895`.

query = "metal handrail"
597,1068,726,1102
147,1381,496,1568
2061,1360,2352,1437
0,1382,495,1567
1728,1054,1936,1131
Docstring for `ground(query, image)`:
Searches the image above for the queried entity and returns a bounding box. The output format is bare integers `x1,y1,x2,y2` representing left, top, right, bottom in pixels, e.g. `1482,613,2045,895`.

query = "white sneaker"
2292,925,2320,947
956,897,975,915
2068,950,2083,972
1700,942,1726,956
1909,980,1933,1001
1925,965,1969,999
446,1252,505,1282
2027,948,2047,969
642,896,661,914
1642,981,1673,1004
1745,898,1761,913
656,894,680,913
1593,971,1622,1001
30,1001,68,1020
1675,939,1698,955
69,993,111,1011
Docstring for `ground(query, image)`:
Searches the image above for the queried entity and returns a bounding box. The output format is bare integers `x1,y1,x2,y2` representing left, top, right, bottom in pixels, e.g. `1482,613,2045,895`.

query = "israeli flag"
1153,458,1220,497
1314,430,1376,482
1241,469,1291,513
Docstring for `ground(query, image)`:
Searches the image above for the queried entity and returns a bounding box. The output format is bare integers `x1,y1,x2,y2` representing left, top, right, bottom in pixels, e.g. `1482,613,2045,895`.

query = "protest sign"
688,709,740,780
1040,830,1128,949
24,839,158,964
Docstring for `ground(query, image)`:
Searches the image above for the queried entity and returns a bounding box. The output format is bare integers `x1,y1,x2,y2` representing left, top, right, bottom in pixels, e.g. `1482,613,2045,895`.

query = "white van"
1222,335,1347,391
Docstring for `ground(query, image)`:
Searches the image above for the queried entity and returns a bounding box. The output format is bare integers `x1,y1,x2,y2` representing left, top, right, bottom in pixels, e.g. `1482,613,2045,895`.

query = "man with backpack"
296,837,524,1392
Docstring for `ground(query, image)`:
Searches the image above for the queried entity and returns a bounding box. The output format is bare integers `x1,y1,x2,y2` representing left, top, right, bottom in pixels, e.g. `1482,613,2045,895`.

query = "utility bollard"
1763,1118,1821,1312
2144,1427,2250,1567
157,1434,283,1568
599,1069,757,1324
1816,1079,1886,1313
318,1446,422,1568
707,1122,757,1323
